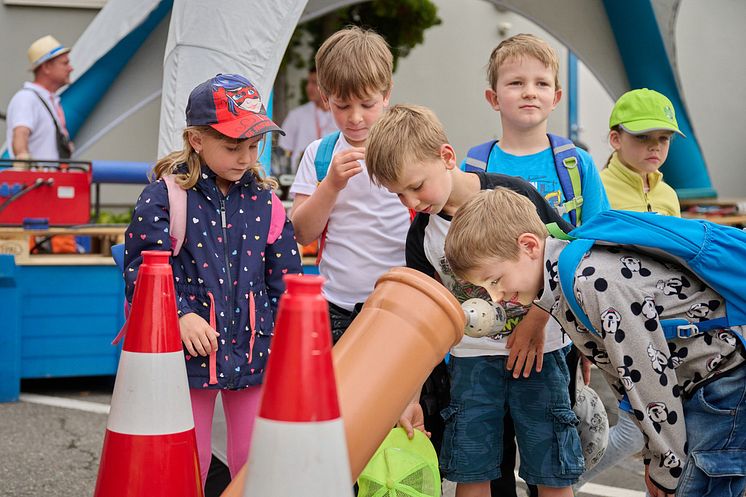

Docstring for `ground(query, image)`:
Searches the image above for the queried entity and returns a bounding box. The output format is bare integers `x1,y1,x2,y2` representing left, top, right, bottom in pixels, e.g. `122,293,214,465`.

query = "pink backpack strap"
163,175,187,256
267,191,286,244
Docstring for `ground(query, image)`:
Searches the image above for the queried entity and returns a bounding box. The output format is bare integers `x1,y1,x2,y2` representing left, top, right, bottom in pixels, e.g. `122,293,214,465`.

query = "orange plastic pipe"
220,267,464,495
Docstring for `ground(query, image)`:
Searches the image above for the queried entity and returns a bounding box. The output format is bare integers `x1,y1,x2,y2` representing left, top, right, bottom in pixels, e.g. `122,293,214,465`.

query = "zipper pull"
220,200,227,228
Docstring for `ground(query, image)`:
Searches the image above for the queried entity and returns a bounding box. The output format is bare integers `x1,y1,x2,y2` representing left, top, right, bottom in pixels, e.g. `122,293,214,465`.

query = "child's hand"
506,306,547,378
397,402,430,440
645,464,674,497
178,313,220,357
324,148,364,191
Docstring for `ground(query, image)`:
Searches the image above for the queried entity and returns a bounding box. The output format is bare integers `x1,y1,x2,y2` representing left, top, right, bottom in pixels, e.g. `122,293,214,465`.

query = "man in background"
278,67,337,173
6,35,74,165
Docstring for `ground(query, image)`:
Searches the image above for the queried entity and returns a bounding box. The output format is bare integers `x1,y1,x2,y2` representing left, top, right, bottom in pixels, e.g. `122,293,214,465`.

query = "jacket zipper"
219,196,237,388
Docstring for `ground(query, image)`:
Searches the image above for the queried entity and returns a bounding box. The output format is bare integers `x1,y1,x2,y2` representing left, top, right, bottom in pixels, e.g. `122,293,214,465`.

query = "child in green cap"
601,88,685,217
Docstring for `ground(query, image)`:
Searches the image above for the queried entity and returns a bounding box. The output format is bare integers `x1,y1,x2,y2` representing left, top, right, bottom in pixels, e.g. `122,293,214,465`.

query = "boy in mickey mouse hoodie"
444,187,746,497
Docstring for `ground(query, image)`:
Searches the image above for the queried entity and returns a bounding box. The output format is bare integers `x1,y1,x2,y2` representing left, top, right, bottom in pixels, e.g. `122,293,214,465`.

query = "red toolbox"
0,168,91,225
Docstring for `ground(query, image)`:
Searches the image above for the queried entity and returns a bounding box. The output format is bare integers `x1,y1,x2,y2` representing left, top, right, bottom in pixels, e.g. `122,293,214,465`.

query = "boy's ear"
485,88,500,111
440,143,457,169
518,232,542,258
319,91,330,107
552,87,563,109
382,86,393,107
609,129,622,151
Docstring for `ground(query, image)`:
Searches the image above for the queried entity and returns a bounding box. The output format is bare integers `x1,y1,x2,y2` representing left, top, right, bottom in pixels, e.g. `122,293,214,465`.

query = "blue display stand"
0,255,125,402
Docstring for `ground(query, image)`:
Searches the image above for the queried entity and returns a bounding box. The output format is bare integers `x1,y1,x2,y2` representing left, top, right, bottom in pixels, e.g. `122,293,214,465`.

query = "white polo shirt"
290,134,409,310
5,82,65,160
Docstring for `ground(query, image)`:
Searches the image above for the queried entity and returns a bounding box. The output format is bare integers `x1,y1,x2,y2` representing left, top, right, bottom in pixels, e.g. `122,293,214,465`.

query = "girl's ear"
609,129,622,151
187,130,203,153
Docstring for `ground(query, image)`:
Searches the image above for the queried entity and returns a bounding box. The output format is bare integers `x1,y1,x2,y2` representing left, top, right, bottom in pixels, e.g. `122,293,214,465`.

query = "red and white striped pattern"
94,251,203,497
241,275,353,497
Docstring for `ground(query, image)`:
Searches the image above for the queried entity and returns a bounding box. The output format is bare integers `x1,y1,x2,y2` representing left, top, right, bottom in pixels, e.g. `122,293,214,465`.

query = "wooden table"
0,225,126,263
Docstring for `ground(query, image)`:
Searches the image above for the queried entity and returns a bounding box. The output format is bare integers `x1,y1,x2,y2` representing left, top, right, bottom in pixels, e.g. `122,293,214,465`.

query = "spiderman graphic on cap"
211,74,263,116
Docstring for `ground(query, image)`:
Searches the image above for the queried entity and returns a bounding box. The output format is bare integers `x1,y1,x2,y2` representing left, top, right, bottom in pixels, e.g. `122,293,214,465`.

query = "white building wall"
674,0,746,198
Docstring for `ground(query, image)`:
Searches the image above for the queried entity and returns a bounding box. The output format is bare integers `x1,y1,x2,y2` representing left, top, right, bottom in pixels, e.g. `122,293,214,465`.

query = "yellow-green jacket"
600,152,680,217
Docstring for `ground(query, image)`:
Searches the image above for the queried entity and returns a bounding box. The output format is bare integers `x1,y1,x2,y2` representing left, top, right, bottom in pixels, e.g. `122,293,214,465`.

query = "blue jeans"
677,364,746,496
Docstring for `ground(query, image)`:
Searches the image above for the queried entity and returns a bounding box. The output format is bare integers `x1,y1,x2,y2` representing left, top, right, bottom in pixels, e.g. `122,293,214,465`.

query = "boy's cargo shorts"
440,350,584,487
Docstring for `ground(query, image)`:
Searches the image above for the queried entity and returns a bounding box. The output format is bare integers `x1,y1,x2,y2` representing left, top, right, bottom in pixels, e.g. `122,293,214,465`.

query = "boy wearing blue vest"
445,187,746,497
289,27,410,343
465,33,609,225
466,34,610,497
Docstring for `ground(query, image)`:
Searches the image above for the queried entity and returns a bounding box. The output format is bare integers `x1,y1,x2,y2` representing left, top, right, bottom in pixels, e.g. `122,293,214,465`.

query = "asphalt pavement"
0,373,647,497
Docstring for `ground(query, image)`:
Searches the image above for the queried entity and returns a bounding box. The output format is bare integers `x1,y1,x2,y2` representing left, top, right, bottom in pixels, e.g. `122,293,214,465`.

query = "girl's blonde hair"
151,126,278,190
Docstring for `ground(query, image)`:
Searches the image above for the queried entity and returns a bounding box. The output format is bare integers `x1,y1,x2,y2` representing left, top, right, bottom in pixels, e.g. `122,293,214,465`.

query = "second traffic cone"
242,274,353,496
94,251,203,497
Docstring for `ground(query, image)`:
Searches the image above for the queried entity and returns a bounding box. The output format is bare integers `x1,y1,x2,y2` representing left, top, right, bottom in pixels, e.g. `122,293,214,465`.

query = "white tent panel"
158,0,308,155
68,0,163,84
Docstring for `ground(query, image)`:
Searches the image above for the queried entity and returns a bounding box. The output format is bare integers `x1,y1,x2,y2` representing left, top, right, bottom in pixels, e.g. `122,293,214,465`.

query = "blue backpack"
551,210,746,349
464,134,584,226
314,131,341,182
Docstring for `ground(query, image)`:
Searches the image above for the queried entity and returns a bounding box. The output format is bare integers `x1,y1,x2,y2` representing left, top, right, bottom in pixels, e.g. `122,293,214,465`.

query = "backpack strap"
311,131,340,263
548,134,584,227
464,140,498,172
556,238,746,349
163,175,187,257
267,191,286,245
557,238,600,336
314,131,341,182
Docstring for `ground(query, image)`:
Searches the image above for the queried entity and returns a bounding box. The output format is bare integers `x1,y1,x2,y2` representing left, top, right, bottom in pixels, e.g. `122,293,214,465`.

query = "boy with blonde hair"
464,34,610,496
366,104,581,497
467,33,609,226
445,187,746,497
290,27,410,342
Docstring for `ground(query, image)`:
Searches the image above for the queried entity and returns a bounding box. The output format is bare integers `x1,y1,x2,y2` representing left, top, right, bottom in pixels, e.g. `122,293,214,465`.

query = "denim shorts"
439,350,584,487
677,363,746,496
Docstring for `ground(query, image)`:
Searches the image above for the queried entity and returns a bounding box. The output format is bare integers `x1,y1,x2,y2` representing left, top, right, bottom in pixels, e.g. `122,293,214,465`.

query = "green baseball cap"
357,428,441,497
609,88,685,137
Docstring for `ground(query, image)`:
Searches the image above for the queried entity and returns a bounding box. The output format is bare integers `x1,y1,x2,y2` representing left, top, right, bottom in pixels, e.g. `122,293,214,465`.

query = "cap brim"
619,121,685,138
210,114,285,139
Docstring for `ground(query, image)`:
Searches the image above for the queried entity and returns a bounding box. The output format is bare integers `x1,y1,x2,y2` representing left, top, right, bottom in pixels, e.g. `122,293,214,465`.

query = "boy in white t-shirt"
290,26,410,343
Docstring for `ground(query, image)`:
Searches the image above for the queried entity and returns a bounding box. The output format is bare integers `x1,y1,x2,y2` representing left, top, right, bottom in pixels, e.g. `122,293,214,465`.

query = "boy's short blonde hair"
487,33,561,91
315,26,393,100
445,188,548,279
366,104,448,186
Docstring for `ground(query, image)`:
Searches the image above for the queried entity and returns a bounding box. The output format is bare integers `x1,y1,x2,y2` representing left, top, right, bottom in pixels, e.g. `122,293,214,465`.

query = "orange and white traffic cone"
242,275,353,496
94,251,203,497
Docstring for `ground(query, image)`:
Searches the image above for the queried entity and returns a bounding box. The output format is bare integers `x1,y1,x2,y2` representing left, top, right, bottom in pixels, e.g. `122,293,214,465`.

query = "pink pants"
189,386,262,486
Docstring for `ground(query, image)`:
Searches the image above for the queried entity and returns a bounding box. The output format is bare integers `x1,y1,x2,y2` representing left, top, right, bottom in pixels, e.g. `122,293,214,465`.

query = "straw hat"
27,35,70,70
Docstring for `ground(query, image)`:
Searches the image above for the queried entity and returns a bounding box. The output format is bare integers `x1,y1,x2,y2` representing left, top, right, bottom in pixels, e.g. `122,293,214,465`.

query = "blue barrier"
91,160,152,184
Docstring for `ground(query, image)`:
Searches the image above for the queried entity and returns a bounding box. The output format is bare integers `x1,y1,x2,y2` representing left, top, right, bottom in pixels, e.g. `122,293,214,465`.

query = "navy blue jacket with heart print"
123,164,302,390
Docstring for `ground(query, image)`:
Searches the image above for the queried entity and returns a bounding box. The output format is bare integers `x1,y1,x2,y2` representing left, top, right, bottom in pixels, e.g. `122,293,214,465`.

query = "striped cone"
242,275,353,497
94,251,203,497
